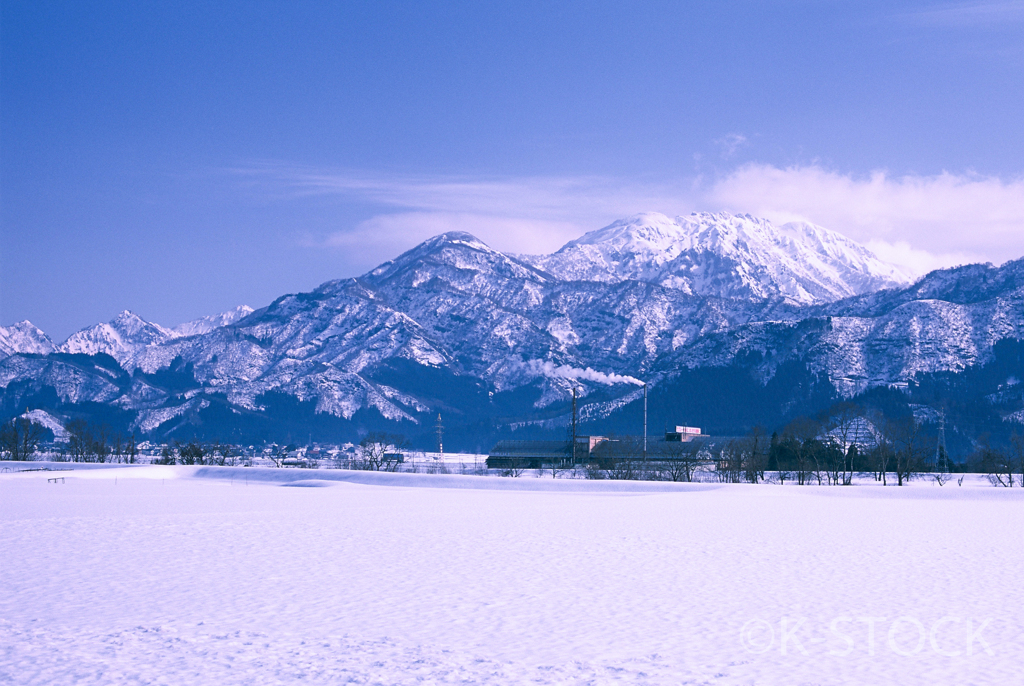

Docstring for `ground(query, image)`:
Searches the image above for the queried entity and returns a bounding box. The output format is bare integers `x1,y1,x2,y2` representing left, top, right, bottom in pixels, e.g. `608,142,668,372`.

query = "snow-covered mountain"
58,311,176,365
52,306,257,365
524,212,913,304
0,321,55,360
171,305,254,338
2,212,1021,446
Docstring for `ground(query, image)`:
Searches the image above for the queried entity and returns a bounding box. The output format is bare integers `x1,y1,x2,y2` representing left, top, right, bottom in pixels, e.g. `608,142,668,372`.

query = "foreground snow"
2,465,1022,684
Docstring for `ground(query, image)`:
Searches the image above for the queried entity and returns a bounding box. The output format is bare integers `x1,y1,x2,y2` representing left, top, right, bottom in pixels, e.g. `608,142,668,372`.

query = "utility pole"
934,411,948,473
643,382,648,462
571,386,578,466
435,413,444,457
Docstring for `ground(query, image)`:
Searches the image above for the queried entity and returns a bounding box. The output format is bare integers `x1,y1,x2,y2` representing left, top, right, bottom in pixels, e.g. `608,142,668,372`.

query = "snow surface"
2,464,1022,685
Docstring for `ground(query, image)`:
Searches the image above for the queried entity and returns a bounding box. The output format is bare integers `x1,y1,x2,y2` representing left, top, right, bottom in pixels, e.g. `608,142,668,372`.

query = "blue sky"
2,0,1023,340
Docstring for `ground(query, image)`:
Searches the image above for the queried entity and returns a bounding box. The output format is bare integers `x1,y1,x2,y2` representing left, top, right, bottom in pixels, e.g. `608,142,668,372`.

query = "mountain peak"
363,230,546,287
532,211,913,304
0,320,55,359
58,311,173,364
429,231,491,249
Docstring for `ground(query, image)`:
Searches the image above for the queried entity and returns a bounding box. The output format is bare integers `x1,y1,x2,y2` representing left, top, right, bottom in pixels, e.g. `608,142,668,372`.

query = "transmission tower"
435,413,444,456
934,412,949,473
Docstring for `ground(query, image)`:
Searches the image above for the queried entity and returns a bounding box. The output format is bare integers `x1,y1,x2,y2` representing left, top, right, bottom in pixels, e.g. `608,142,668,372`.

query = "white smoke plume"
519,359,644,387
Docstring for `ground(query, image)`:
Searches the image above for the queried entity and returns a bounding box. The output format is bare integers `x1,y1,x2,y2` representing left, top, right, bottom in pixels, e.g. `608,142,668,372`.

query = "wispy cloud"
239,162,1024,276
243,163,700,256
714,133,748,159
904,0,1024,26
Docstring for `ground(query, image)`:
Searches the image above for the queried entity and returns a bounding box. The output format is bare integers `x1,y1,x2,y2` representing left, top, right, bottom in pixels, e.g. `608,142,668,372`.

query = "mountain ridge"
2,212,1021,449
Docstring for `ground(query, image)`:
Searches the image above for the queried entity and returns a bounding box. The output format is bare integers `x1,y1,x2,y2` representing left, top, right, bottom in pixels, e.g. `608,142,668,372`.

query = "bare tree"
66,419,91,462
661,438,707,482
0,417,45,461
743,426,768,484
977,439,1014,487
176,440,206,465
863,412,895,485
358,433,407,472
208,440,238,466
92,424,111,463
125,433,138,464
1011,432,1024,487
882,416,924,486
587,435,645,480
717,441,744,483
112,432,124,463
783,417,820,485
503,455,529,478
156,445,176,465
823,403,862,485
767,432,792,485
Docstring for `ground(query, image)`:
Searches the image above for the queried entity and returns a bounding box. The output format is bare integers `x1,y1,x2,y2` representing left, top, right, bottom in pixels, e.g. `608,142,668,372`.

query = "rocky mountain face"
2,212,1021,450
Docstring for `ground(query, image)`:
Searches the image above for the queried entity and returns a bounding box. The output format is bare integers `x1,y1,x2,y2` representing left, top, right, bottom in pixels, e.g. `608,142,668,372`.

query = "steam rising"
520,359,643,386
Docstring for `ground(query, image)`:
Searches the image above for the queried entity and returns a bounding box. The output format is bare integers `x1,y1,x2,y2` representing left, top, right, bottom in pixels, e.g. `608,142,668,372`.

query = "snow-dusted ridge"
52,306,255,365
171,305,255,338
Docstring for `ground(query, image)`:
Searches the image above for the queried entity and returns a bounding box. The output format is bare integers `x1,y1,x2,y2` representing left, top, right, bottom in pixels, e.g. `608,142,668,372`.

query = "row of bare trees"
59,420,140,463
154,440,240,466
972,434,1024,487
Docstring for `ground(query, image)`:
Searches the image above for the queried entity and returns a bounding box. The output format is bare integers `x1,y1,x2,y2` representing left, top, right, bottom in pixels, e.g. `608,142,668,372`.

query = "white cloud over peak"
246,162,1024,278
708,163,1024,274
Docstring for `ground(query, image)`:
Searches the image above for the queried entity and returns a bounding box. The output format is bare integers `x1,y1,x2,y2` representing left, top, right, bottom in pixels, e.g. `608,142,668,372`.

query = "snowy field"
2,464,1023,685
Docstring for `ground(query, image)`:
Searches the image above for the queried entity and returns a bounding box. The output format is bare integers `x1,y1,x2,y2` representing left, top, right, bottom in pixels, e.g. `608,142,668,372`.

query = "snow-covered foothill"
18,409,68,440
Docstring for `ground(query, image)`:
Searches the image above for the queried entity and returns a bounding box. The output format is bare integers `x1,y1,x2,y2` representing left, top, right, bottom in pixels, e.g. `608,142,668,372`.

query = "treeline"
0,417,47,460
58,419,140,463
545,402,1024,487
153,440,244,466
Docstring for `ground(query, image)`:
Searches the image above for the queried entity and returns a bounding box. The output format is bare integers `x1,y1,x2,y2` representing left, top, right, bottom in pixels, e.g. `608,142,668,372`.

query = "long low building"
487,433,718,469
486,440,572,469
